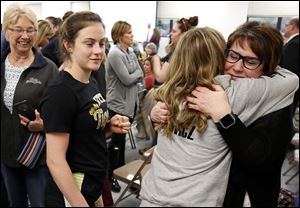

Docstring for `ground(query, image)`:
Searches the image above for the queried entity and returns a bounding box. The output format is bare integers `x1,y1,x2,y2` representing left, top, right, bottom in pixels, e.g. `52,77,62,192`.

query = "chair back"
113,146,155,206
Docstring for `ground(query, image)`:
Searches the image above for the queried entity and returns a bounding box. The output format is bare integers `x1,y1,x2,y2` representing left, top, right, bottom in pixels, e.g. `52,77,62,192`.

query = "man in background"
280,16,299,113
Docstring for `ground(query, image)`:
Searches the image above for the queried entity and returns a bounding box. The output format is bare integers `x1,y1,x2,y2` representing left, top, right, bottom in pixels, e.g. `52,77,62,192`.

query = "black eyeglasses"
225,49,263,70
8,27,37,35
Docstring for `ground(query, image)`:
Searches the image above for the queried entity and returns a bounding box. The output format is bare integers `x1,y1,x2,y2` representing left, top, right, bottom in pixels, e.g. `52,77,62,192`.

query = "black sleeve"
40,84,77,133
41,36,62,67
280,42,299,77
217,105,294,172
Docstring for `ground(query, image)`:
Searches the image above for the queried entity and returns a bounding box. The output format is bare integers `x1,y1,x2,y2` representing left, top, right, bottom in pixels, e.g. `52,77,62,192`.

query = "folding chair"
139,89,157,141
126,88,148,149
283,149,299,185
283,133,299,187
113,146,155,206
127,128,136,149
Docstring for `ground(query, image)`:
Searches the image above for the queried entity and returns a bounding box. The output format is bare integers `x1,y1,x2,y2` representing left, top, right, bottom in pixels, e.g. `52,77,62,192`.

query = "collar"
2,47,48,70
286,33,299,43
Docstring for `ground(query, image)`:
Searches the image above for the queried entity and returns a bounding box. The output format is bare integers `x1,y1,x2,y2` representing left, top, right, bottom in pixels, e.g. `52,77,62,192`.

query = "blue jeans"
1,164,50,207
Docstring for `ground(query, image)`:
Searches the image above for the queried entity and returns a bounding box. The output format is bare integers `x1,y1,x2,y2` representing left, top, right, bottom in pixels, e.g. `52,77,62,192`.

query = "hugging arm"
217,67,298,125
217,105,293,170
186,67,298,170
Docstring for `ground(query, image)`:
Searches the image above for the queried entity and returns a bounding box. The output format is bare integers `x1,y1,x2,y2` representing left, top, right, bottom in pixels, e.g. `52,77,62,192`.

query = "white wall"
157,1,249,40
1,1,299,41
1,1,157,42
1,1,73,22
248,1,299,16
90,1,157,42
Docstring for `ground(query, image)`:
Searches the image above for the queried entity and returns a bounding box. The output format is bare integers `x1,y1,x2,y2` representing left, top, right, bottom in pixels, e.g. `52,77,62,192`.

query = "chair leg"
128,128,136,149
285,170,299,184
113,183,134,207
282,164,297,176
113,177,140,207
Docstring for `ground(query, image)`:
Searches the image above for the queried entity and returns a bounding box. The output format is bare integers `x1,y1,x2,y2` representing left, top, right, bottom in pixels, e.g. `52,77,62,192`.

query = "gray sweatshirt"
139,66,299,207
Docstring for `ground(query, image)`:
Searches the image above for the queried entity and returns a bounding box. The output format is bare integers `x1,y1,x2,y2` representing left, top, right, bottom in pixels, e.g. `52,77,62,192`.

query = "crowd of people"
1,2,299,207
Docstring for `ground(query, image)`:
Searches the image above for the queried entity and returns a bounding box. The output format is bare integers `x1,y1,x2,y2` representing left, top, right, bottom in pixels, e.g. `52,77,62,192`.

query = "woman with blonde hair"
1,3,58,206
106,20,144,192
33,20,54,49
139,27,298,206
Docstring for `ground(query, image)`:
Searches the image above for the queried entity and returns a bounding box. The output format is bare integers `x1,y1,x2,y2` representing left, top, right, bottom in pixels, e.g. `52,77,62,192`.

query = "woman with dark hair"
40,12,131,206
149,28,161,49
152,16,198,85
188,21,298,207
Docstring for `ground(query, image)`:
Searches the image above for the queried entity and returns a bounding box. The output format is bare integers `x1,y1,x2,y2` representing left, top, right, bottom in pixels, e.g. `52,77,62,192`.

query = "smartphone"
13,100,36,120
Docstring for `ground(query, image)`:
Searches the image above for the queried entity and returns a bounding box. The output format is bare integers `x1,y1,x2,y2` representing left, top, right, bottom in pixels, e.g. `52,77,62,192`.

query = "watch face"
219,113,236,129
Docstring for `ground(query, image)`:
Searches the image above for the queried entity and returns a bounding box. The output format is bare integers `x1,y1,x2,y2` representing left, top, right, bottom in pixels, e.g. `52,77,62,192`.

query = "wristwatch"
217,113,236,129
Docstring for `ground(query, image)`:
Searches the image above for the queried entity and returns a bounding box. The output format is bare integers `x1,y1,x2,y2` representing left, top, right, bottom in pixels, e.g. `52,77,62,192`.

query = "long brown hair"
154,27,226,138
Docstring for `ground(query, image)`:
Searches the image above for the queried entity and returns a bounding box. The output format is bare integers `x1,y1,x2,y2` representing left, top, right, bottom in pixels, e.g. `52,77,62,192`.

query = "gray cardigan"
106,44,144,118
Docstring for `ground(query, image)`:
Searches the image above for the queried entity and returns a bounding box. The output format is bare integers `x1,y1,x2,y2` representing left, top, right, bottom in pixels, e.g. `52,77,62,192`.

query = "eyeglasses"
8,27,37,35
225,49,263,70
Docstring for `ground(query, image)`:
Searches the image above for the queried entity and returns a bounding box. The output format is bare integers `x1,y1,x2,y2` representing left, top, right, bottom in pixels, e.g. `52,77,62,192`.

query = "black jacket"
41,35,62,68
280,35,299,112
1,47,58,167
280,35,299,77
219,105,294,207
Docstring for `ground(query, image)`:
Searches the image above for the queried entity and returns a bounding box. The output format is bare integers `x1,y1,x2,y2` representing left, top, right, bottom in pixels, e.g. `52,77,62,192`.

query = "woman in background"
106,20,144,193
33,20,54,50
149,28,161,49
152,16,198,84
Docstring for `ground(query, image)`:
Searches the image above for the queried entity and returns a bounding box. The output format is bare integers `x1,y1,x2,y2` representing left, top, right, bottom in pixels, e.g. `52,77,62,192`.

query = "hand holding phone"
13,100,36,121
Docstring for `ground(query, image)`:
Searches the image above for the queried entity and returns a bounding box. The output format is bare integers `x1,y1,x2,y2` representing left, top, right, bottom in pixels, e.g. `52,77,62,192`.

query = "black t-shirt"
91,63,106,99
40,71,109,173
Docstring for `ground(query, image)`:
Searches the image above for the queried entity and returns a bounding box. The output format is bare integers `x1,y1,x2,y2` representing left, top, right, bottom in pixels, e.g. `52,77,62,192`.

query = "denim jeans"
1,163,50,207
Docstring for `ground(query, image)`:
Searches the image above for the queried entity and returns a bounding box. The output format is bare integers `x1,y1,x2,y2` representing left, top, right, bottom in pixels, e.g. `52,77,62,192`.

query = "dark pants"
102,176,114,206
108,109,134,179
1,173,9,207
1,164,50,207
